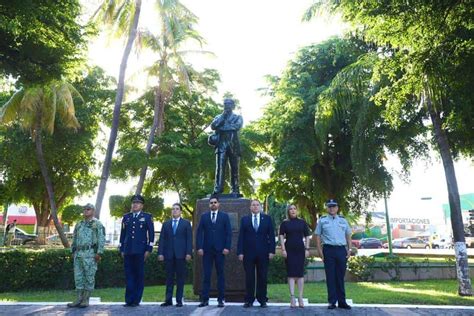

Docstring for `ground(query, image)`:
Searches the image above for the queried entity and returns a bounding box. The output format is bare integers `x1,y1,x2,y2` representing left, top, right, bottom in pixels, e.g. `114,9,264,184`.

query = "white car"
432,238,453,249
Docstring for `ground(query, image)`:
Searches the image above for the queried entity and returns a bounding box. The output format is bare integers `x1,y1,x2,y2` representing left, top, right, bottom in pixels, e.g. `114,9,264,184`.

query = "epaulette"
339,215,345,218
320,215,327,218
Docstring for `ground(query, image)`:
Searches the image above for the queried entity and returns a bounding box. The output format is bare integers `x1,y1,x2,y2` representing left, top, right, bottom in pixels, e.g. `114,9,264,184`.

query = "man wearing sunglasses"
196,196,232,308
68,203,105,308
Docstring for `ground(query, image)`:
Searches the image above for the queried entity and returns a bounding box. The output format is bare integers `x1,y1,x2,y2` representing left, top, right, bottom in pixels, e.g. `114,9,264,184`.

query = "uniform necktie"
133,213,137,218
253,214,258,232
172,219,178,234
211,212,216,223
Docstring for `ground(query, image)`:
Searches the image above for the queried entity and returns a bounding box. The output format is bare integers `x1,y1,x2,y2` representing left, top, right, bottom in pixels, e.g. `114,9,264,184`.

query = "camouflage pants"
73,252,98,291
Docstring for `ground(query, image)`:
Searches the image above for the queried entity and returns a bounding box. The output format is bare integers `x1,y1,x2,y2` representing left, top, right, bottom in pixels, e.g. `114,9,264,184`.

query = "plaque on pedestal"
193,197,250,302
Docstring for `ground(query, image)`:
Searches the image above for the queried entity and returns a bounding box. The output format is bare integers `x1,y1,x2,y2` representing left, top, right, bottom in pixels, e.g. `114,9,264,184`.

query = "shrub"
347,255,375,281
0,249,293,292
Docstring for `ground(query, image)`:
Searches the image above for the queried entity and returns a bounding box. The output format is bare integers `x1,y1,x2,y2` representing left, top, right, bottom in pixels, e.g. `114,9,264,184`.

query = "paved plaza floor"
0,302,473,316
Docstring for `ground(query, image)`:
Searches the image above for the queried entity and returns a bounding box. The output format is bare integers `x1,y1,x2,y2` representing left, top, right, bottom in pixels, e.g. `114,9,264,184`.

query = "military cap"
131,194,145,204
326,199,338,207
83,203,95,210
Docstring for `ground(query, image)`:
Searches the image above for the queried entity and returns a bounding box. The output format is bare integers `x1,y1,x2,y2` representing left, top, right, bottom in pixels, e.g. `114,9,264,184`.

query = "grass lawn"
0,280,473,306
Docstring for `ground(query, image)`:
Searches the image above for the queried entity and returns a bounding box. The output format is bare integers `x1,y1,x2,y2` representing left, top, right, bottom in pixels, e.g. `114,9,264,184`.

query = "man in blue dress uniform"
119,194,155,307
196,196,232,308
315,199,352,310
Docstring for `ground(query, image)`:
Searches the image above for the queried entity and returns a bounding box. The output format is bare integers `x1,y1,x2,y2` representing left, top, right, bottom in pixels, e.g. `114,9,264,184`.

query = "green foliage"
109,195,164,219
60,204,83,225
0,249,189,292
0,0,88,84
0,67,115,224
310,1,474,158
266,195,287,235
347,255,376,281
111,69,259,217
0,249,295,292
257,37,421,228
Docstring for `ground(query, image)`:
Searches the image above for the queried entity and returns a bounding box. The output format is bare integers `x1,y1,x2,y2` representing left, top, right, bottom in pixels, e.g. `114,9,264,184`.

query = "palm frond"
55,83,81,131
0,89,25,124
302,1,331,22
42,85,57,135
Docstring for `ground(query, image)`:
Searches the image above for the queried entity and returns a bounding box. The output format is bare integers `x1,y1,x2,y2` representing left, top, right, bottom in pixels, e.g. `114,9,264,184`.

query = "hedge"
0,249,301,292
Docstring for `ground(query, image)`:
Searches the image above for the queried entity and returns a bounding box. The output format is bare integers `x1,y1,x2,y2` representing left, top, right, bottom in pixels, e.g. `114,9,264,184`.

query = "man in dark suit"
119,195,155,307
237,199,276,308
196,196,232,308
157,203,192,307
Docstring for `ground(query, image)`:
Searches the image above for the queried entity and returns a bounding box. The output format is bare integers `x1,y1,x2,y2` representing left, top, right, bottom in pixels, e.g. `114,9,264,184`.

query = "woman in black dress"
279,204,311,308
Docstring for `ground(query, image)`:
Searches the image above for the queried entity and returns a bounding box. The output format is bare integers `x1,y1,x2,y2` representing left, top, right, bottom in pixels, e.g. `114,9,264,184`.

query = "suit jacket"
157,218,192,260
196,210,232,252
237,213,276,258
119,212,155,255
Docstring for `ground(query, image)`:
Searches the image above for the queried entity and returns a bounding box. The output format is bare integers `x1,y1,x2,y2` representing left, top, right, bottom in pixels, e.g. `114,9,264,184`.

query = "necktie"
133,213,137,219
211,212,216,223
253,215,258,232
172,219,178,234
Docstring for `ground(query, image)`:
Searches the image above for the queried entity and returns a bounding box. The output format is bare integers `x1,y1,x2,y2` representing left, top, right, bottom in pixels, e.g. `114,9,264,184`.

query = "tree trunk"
135,87,165,195
1,203,7,246
425,87,472,296
95,0,143,218
34,113,69,248
33,203,51,245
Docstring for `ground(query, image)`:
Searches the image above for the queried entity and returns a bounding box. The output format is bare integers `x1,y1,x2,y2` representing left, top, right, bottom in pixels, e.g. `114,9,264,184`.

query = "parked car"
359,238,383,249
432,237,453,249
392,237,430,249
12,227,38,245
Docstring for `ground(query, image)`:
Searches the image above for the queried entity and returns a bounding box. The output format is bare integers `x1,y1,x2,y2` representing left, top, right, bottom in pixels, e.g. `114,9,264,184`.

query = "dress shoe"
217,300,225,308
243,302,252,308
160,301,172,307
131,303,139,307
260,302,268,308
175,302,183,307
328,304,337,309
338,303,352,310
123,303,132,307
198,301,209,307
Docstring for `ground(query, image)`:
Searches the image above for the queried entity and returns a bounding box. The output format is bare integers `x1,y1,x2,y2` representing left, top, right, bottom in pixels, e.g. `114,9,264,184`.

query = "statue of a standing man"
209,98,243,196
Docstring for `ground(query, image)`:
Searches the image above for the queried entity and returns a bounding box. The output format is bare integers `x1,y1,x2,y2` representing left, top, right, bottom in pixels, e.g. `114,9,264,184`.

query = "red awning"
0,215,36,225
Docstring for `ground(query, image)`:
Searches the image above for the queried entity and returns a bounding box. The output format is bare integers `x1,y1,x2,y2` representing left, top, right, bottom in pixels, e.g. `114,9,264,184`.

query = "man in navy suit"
237,199,276,308
119,195,155,307
196,196,232,308
157,203,192,307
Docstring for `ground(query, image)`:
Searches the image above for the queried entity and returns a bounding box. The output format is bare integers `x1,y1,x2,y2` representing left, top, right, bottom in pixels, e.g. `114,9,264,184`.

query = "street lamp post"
384,191,393,256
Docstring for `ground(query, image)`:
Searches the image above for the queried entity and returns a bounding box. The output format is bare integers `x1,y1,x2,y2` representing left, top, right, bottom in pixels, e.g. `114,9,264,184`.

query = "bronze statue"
208,98,243,196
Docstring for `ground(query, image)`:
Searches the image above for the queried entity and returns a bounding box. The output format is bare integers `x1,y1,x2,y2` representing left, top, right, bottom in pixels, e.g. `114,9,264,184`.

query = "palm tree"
134,0,205,195
0,82,82,247
92,0,143,218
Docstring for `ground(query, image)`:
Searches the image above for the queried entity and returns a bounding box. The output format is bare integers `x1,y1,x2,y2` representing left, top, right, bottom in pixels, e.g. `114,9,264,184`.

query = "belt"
76,245,95,251
323,244,346,248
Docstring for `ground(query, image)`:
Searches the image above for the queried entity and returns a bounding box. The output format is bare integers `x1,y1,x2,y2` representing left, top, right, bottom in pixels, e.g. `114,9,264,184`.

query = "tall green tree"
0,0,86,84
92,0,143,219
0,68,114,245
257,37,424,229
0,82,81,247
305,0,473,296
133,0,205,195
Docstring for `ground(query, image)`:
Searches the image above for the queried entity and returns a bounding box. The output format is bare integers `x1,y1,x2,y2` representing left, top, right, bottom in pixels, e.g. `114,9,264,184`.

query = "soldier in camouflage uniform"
67,203,105,308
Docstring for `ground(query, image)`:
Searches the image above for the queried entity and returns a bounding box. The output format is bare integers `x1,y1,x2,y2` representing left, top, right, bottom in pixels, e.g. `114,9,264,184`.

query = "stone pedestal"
193,197,250,302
